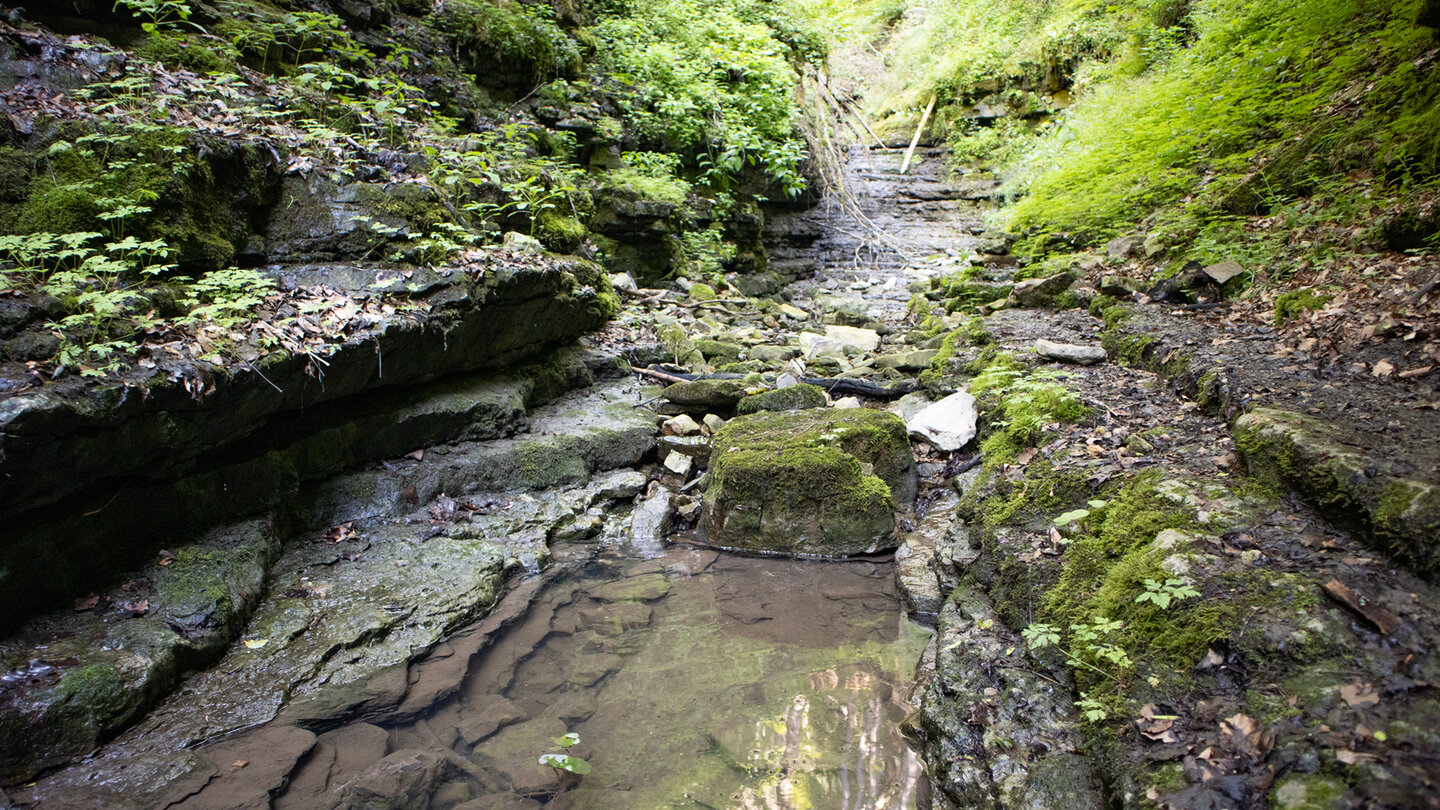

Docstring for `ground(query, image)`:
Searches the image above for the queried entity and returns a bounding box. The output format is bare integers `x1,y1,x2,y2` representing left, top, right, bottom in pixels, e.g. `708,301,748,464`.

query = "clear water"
397,545,932,809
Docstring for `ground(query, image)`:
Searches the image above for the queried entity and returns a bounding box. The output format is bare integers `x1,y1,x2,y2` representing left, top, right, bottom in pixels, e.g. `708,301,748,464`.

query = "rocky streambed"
5,140,1440,810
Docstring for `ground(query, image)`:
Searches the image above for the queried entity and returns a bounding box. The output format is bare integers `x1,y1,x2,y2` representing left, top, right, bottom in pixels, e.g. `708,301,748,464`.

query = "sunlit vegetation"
800,0,1440,265
0,0,826,378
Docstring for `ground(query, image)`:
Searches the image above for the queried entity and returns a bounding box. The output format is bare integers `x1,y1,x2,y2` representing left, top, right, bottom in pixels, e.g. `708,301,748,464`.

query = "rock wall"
0,260,615,629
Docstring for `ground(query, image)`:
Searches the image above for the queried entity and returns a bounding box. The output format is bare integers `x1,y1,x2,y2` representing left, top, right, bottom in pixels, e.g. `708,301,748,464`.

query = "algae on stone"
735,383,827,414
702,409,916,556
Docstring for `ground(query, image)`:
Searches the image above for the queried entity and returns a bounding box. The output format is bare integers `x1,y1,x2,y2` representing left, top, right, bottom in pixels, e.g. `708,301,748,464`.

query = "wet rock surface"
0,259,616,629
3,378,654,790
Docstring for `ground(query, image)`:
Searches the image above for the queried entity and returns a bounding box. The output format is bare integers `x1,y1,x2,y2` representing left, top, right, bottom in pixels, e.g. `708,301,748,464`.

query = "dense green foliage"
592,0,819,197
808,0,1440,261
1006,0,1440,252
0,0,825,377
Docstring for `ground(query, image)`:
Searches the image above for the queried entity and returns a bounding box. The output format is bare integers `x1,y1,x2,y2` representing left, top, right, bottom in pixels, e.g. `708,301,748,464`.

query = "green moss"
962,315,993,345
981,458,1088,526
995,377,1087,445
906,293,934,321
604,169,692,205
1096,300,1132,330
1042,474,1217,670
1273,289,1333,324
430,0,582,79
662,377,751,407
736,383,827,414
56,663,143,730
356,182,451,231
942,280,1012,312
704,409,912,554
1053,291,1083,310
1194,368,1223,410
963,346,1023,381
1269,774,1348,809
688,282,718,301
135,30,236,73
589,289,621,322
716,360,764,374
535,211,586,253
918,328,964,390
1375,480,1425,532
1109,334,1157,366
693,339,742,365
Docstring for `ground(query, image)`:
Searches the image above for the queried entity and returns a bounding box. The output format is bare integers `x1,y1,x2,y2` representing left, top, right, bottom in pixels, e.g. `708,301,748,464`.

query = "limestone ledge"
0,380,654,787
0,259,617,629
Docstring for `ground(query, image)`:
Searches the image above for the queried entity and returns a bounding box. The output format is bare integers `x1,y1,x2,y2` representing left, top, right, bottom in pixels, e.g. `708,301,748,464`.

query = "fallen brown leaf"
324,522,359,543
1340,682,1380,708
73,594,99,612
1323,579,1403,634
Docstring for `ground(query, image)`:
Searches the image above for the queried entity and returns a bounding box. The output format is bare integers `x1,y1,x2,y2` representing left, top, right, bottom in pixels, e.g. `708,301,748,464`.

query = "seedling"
538,732,591,776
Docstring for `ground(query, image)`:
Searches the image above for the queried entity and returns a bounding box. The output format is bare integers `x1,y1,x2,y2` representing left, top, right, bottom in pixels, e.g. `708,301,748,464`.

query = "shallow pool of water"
395,545,932,809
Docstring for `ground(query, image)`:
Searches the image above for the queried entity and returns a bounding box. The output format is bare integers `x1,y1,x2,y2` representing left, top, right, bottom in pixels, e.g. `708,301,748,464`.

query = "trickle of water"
395,546,932,809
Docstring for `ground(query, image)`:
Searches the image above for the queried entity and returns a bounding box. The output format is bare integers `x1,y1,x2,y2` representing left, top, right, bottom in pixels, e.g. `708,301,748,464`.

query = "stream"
375,538,931,809
9,144,978,810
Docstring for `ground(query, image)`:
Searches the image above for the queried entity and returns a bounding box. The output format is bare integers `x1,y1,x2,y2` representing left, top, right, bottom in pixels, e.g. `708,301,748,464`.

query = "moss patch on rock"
703,409,916,556
735,383,827,414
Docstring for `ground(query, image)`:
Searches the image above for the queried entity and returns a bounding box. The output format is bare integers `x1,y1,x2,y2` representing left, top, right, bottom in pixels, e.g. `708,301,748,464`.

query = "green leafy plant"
538,732,592,776
0,229,174,375
1022,616,1133,685
1134,578,1200,610
591,0,814,196
1075,693,1111,723
1054,499,1108,527
114,0,204,34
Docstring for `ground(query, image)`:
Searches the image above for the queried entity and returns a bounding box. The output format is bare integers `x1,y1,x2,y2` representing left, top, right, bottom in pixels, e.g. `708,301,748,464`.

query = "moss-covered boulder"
735,383,827,414
702,409,916,556
661,378,753,409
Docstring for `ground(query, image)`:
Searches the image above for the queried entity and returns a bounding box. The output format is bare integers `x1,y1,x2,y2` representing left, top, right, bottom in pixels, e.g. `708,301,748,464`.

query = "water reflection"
401,548,930,808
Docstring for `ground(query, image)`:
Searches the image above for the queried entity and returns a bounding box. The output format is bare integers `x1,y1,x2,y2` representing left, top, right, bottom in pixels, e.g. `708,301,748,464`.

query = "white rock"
608,272,638,291
502,231,544,254
702,413,726,435
630,483,674,542
824,324,881,352
907,391,978,451
797,331,840,358
778,303,809,320
663,451,694,477
888,392,933,423
833,396,862,409
662,414,702,436
1034,339,1107,365
1202,260,1245,285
